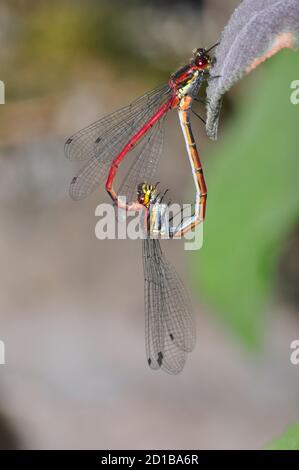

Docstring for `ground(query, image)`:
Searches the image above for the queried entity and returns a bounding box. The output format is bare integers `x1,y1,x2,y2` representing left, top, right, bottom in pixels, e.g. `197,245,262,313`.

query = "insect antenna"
206,42,220,53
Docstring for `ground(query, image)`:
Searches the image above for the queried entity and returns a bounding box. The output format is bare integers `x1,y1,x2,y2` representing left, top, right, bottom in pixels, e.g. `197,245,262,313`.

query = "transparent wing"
118,115,166,203
65,84,170,161
142,238,196,374
65,84,172,200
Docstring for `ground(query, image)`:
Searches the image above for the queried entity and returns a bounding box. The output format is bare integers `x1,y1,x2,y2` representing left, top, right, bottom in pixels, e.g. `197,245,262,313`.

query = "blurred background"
0,0,299,450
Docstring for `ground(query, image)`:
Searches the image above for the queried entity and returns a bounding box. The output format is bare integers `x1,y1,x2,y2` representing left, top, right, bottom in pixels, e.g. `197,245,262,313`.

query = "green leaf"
266,422,299,450
191,50,299,348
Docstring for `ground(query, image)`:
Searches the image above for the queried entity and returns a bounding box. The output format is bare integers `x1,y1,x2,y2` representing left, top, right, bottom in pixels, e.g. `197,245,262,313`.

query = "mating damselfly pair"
65,44,218,374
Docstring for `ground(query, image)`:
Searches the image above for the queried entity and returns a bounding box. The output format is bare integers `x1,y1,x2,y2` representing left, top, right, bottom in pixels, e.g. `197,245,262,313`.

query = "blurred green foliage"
192,51,299,348
5,0,178,100
266,421,299,450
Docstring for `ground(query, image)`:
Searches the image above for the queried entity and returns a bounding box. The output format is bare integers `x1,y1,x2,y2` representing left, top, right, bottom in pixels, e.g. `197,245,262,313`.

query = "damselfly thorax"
137,182,170,238
176,70,202,100
136,181,195,239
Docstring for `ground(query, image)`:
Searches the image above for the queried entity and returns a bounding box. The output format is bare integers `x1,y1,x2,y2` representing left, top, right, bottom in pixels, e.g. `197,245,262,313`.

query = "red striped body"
104,47,213,223
105,95,179,206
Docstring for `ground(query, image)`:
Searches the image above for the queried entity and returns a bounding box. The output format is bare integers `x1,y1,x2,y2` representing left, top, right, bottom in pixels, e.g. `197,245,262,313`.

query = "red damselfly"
65,44,219,231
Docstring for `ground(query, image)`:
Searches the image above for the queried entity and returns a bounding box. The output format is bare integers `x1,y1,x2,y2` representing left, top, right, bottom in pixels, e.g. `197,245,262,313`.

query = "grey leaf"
206,0,299,139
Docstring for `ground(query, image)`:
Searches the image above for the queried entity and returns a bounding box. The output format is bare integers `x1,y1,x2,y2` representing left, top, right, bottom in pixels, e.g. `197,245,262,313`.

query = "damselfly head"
137,182,157,208
193,48,212,71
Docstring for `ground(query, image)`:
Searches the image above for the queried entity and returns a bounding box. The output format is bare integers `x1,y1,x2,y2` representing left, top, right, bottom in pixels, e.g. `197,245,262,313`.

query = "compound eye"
195,56,209,69
138,194,145,204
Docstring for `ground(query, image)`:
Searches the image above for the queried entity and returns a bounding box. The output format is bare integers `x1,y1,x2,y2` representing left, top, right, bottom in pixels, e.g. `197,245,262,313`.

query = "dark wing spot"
71,176,78,184
169,333,174,341
148,358,152,366
95,137,101,143
66,137,73,144
157,352,163,367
